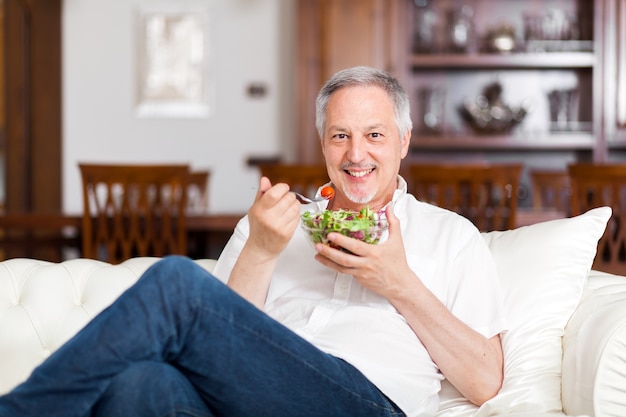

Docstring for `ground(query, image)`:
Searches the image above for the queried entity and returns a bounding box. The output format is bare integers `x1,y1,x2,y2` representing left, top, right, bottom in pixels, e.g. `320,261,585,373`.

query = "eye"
369,132,384,140
331,133,348,140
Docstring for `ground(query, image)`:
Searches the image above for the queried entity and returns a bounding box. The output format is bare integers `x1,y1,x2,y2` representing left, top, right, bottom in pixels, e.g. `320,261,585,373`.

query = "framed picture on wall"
135,5,212,118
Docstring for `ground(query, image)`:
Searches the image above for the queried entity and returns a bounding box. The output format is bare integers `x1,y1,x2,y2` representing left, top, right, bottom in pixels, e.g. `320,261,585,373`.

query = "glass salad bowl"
300,207,388,250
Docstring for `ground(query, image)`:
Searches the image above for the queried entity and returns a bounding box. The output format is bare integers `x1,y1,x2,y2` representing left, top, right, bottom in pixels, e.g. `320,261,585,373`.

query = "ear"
400,130,411,159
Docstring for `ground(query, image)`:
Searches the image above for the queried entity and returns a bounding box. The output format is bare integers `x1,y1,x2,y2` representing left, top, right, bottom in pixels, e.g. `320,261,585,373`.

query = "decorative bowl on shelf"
458,81,532,134
485,24,517,53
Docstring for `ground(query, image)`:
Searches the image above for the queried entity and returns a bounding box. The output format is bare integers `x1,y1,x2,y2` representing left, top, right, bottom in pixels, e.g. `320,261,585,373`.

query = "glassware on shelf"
523,9,583,52
524,9,579,41
417,86,446,134
447,5,475,53
547,88,579,131
412,0,438,53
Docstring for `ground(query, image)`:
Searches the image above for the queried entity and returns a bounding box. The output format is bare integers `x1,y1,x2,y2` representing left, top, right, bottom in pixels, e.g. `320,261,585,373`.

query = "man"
0,66,505,417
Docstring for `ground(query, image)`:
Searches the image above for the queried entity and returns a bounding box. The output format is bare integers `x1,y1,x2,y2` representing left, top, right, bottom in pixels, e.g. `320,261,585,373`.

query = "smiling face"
321,85,411,212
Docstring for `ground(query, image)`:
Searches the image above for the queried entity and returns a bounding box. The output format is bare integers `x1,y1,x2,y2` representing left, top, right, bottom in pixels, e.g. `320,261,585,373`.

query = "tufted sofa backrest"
0,257,217,394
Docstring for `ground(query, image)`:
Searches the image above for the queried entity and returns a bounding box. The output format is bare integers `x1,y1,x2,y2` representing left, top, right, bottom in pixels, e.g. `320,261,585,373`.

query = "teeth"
348,169,373,178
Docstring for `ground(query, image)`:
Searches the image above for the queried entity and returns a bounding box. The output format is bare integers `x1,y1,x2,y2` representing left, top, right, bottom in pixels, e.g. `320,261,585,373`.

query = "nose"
346,136,367,163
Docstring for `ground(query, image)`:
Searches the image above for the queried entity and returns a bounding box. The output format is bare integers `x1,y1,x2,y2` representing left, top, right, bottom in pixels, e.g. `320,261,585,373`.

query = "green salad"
301,206,388,247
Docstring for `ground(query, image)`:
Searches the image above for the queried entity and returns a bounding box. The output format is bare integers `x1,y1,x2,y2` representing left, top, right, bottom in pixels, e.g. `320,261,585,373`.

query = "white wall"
62,0,295,214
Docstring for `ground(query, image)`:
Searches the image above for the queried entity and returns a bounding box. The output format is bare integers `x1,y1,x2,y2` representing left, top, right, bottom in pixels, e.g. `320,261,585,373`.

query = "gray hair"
315,66,412,139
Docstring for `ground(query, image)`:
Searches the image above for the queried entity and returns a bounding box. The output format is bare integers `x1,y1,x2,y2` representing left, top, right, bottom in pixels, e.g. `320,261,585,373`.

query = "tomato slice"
320,186,335,200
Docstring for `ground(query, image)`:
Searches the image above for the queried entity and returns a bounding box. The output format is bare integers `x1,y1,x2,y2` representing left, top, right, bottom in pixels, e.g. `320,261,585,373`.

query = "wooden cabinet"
619,0,626,135
295,0,625,205
606,0,626,149
406,0,598,152
1,0,62,260
2,0,62,213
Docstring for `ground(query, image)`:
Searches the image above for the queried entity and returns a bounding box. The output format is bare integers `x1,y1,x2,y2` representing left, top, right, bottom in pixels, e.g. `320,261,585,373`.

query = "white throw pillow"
435,206,611,416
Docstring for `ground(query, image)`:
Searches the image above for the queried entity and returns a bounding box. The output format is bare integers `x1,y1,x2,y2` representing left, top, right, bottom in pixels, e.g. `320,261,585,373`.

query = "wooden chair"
185,170,212,259
258,163,330,197
529,169,572,215
187,170,211,214
78,163,190,264
568,163,626,275
407,163,523,232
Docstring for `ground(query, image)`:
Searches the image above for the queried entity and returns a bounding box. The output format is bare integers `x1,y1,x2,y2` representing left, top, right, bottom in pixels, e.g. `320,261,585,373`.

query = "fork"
291,191,328,204
253,187,327,204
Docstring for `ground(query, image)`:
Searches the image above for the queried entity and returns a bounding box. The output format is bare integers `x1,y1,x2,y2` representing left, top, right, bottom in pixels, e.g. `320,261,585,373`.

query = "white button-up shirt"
213,177,505,417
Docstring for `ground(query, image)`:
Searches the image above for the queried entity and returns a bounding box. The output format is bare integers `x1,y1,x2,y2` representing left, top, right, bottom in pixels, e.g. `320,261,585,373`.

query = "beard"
342,184,376,204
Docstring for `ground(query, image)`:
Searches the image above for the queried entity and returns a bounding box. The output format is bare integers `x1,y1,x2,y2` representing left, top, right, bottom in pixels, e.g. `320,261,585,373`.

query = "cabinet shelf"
410,132,595,152
410,51,595,70
404,0,600,171
608,139,626,150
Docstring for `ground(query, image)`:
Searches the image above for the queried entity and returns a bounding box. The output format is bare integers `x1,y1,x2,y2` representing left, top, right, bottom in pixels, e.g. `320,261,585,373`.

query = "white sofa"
1,207,625,416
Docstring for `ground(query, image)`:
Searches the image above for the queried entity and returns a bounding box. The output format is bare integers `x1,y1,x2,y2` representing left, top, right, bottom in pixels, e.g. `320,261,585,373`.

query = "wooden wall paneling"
601,0,626,145
322,0,378,77
295,0,403,164
0,5,4,135
296,0,323,164
618,0,626,128
4,0,61,213
29,0,62,212
4,0,29,212
3,0,62,261
593,0,608,162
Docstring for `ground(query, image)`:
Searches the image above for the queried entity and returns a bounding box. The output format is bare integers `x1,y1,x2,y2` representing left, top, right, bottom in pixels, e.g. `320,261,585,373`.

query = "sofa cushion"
436,206,611,416
562,270,626,416
0,257,217,395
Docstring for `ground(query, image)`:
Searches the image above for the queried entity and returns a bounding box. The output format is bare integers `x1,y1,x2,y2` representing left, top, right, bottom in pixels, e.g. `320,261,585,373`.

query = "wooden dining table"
186,213,243,259
0,212,82,261
0,211,245,262
0,207,568,263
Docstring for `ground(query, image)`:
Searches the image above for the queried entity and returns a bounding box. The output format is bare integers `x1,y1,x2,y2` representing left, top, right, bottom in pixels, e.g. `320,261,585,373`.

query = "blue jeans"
92,361,211,416
0,256,405,417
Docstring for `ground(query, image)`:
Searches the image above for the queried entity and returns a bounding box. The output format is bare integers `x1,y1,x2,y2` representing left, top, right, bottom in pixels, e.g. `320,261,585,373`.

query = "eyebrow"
328,123,386,132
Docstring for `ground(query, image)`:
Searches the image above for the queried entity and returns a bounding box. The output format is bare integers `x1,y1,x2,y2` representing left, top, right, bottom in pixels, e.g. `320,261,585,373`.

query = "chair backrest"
187,170,211,214
529,169,572,214
568,163,626,275
79,163,190,264
258,163,330,197
407,163,523,231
